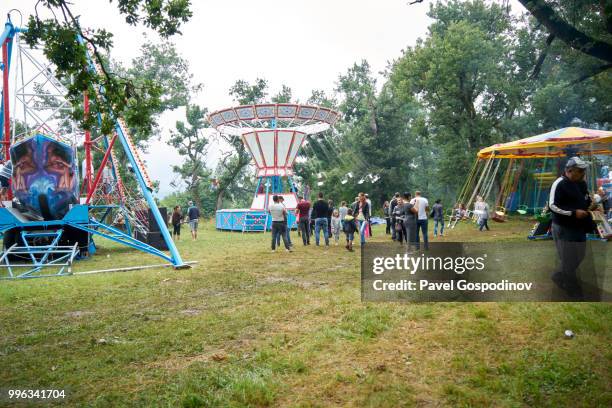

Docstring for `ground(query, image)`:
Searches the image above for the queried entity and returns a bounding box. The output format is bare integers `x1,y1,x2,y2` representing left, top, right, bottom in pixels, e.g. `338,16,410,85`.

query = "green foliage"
22,0,192,137
168,104,211,209
271,84,293,103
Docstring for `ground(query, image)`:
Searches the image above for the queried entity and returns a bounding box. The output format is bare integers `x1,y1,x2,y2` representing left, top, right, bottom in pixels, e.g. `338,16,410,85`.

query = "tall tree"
390,1,525,189
168,105,210,208
271,85,293,103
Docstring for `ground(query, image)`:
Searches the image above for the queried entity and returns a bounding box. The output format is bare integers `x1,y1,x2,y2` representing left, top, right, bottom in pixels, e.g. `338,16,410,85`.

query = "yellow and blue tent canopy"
477,127,612,159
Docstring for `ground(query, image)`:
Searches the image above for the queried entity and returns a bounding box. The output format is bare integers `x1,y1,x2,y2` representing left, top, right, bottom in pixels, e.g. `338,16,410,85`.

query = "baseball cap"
565,156,589,169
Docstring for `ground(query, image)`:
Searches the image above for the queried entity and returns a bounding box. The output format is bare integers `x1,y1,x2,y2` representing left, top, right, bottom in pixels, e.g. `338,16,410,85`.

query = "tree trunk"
215,189,225,211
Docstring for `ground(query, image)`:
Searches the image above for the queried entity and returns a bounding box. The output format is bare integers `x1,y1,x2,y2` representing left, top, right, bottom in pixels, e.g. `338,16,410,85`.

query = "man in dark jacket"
311,192,330,246
549,157,594,297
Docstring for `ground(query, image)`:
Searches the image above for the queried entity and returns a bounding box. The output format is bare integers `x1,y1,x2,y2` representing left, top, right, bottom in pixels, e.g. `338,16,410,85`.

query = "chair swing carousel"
452,127,612,239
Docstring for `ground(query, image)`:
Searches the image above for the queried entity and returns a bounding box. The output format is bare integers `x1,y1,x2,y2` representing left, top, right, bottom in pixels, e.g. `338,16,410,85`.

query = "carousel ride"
0,16,188,278
453,127,612,239
208,104,340,231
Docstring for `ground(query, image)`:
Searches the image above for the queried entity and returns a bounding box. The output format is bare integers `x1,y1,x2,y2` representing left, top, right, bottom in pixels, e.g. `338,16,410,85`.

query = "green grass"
0,217,610,407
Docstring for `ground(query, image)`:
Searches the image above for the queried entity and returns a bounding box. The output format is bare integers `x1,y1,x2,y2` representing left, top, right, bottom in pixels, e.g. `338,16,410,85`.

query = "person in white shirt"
474,196,490,231
411,191,430,250
269,195,291,252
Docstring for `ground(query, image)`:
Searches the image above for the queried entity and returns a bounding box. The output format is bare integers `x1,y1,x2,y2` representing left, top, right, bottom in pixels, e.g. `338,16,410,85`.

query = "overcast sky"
3,0,525,197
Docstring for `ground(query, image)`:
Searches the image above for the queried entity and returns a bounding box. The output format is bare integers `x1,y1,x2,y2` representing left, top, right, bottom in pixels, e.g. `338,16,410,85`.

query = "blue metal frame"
78,35,186,268
0,228,79,279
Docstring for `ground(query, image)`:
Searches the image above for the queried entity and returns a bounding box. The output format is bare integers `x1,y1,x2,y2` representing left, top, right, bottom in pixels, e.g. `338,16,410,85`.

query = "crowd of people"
166,189,499,252
271,190,458,253
286,191,372,252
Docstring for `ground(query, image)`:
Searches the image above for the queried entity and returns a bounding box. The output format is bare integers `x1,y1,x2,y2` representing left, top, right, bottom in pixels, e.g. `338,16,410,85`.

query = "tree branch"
566,63,612,86
530,33,555,79
519,0,612,63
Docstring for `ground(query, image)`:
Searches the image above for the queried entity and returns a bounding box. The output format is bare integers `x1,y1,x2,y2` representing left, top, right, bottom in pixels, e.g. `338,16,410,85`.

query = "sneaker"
286,248,293,253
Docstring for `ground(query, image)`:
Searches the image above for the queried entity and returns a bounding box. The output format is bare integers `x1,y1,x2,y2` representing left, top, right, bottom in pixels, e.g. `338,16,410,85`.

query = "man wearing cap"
187,200,200,241
548,157,594,297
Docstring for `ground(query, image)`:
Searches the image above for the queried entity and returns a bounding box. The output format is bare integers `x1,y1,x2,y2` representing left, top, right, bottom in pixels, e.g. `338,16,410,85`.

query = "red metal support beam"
86,133,117,204
84,92,92,194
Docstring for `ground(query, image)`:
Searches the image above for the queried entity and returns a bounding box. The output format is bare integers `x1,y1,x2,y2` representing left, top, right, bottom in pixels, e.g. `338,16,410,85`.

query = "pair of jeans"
314,218,329,246
276,222,292,247
358,219,368,244
271,221,289,250
396,221,405,243
298,218,310,245
433,219,444,236
479,218,490,231
391,217,397,240
551,222,586,289
416,219,429,250
385,217,391,234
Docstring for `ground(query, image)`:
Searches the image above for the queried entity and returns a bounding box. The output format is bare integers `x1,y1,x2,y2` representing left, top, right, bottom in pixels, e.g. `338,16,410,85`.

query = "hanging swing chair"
516,205,529,215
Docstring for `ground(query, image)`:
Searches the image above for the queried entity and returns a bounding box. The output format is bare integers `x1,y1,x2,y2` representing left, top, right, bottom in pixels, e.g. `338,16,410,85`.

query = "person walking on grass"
269,195,291,252
343,208,358,251
474,196,490,231
411,191,429,250
295,195,311,246
392,196,406,244
277,196,292,248
383,200,391,235
171,205,182,241
327,199,334,237
432,199,444,237
312,192,330,246
400,192,418,248
331,209,342,245
187,201,200,240
338,201,349,230
549,157,595,298
352,192,370,245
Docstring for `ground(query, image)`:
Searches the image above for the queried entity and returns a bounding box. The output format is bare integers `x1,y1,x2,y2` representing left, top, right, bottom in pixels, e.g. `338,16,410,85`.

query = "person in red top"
295,195,311,245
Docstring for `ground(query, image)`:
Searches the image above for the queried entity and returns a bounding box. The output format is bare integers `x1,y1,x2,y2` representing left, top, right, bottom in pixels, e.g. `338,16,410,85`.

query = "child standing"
331,209,342,245
342,208,358,251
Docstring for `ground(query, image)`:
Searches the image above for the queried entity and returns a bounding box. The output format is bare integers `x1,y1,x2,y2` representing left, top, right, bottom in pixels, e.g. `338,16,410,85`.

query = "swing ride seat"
516,205,529,215
492,206,506,222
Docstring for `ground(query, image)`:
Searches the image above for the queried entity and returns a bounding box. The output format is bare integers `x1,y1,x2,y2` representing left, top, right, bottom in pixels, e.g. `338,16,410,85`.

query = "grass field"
1,217,610,407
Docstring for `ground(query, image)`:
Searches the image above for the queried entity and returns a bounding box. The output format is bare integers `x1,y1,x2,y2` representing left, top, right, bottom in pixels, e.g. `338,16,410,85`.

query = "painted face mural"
10,134,79,220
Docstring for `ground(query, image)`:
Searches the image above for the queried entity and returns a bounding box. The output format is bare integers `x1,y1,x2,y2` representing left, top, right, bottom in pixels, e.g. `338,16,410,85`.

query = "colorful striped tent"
477,127,612,159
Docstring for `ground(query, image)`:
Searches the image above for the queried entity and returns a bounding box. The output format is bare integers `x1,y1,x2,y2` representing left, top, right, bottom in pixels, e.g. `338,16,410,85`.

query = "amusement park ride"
0,16,188,278
455,127,612,240
208,103,340,231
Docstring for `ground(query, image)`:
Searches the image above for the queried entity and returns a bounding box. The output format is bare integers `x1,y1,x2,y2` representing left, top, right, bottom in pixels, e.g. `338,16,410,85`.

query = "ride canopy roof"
477,127,612,159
